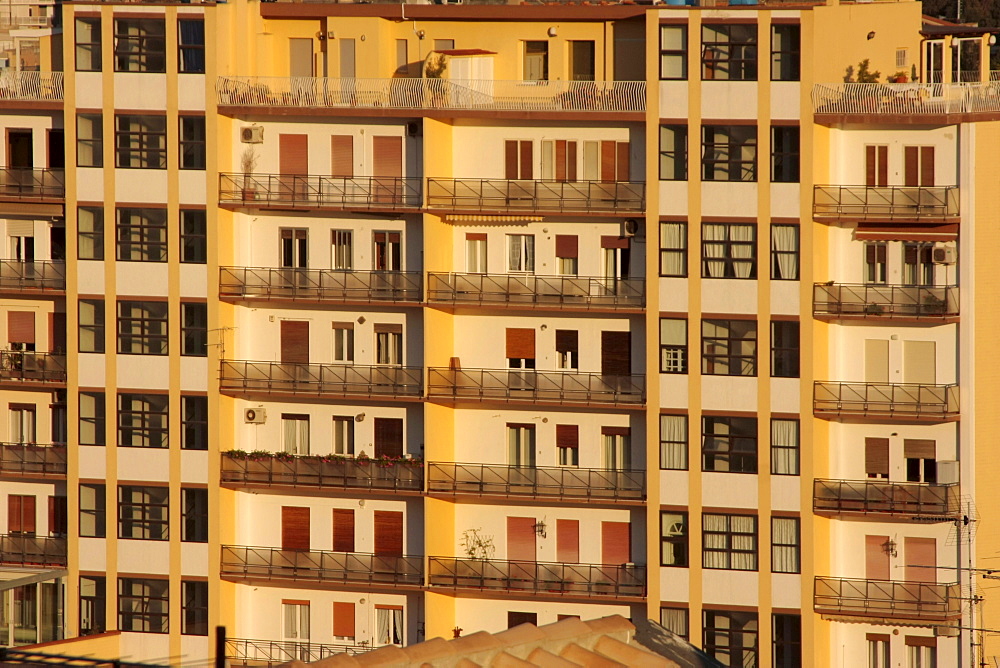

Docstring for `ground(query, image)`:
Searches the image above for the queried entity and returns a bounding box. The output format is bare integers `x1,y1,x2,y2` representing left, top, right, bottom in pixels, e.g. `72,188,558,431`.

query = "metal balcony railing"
219,173,421,210
221,452,423,493
221,361,423,399
814,577,961,621
0,71,63,102
428,462,643,501
427,272,644,309
813,283,959,319
426,178,645,214
0,443,67,477
814,381,959,419
221,267,421,303
813,185,959,222
221,546,423,587
813,479,958,519
427,367,645,406
0,168,65,201
217,77,646,113
812,82,1000,116
0,260,66,293
226,638,371,666
0,534,66,567
0,351,67,384
428,557,645,598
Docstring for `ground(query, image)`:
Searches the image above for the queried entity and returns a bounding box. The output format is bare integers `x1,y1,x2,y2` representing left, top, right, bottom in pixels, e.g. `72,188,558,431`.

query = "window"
660,318,687,374
180,210,206,264
80,575,106,636
660,608,688,641
118,485,168,540
8,495,36,535
540,140,578,182
770,321,800,378
118,393,168,448
905,439,937,484
79,300,105,353
333,416,354,455
865,242,888,284
117,208,167,261
117,301,168,355
282,414,310,456
80,393,105,446
702,126,757,182
906,638,936,668
523,41,548,81
660,221,687,277
659,126,688,181
771,126,800,182
182,303,207,356
702,319,757,376
661,511,688,567
333,324,354,362
179,117,206,170
283,601,309,641
375,326,403,365
507,423,536,467
181,489,208,543
78,207,104,260
660,25,688,80
704,610,758,667
75,18,102,71
660,414,688,470
115,115,167,169
703,415,757,474
771,517,800,574
8,404,35,444
434,39,455,51
770,225,799,280
507,234,535,273
556,424,579,467
702,223,756,279
376,607,404,645
903,242,935,286
182,396,207,451
114,19,166,72
703,514,758,570
896,48,909,69
77,114,103,167
770,419,799,476
773,614,802,668
178,19,205,73
555,330,578,370
602,428,631,471
80,484,106,538
702,24,757,81
555,235,577,275
771,25,800,81
182,581,208,636
466,234,486,273
332,230,353,270
118,578,168,633
869,634,890,668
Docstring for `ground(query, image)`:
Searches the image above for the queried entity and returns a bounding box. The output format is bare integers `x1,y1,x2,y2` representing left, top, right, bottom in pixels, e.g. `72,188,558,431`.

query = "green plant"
424,54,447,79
461,528,495,561
865,303,884,315
856,59,881,83
890,70,908,83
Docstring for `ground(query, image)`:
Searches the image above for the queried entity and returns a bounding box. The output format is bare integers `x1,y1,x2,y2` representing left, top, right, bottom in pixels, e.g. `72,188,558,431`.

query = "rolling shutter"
373,323,403,334
920,146,935,186
555,424,579,449
601,521,630,564
600,141,616,182
8,311,35,344
374,418,404,458
331,135,354,178
20,496,35,534
333,602,356,638
557,519,580,563
555,235,578,258
504,141,519,179
601,331,631,376
332,509,355,553
865,146,888,187
372,136,403,177
904,146,919,187
904,439,936,459
49,312,66,352
616,142,630,181
555,140,567,182
506,328,535,360
864,339,889,383
555,330,578,356
865,438,890,477
865,535,889,580
866,146,876,186
507,516,536,562
280,321,309,364
601,426,631,437
373,511,403,557
48,496,67,535
905,537,936,583
519,141,533,180
281,506,310,551
8,495,21,533
279,134,309,175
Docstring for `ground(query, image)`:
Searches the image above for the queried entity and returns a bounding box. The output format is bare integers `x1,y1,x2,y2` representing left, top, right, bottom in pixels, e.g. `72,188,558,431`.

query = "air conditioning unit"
936,460,960,485
244,407,267,424
622,219,640,238
240,126,264,144
935,625,960,637
933,246,956,264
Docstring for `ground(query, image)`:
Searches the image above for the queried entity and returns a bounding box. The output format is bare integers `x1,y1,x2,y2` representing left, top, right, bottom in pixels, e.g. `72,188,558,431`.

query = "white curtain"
771,517,800,573
771,225,798,280
729,515,756,571
702,224,726,278
660,222,685,276
770,419,799,475
702,514,728,569
392,609,403,644
730,225,754,279
376,608,390,645
508,235,521,272
660,415,687,470
523,236,535,273
282,418,296,455
298,418,309,456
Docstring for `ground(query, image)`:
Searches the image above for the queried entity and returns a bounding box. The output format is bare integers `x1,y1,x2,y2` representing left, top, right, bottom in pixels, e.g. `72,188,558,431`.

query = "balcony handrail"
814,576,961,620
221,545,423,586
0,350,67,384
0,534,67,567
813,478,958,518
813,283,959,318
814,381,959,418
428,462,643,501
427,272,644,309
0,71,63,102
813,185,959,220
426,178,645,213
812,81,1000,116
220,266,422,303
217,76,646,113
0,442,67,476
0,168,66,200
427,366,645,405
226,637,371,664
221,451,424,493
220,360,423,398
219,173,421,209
428,556,645,597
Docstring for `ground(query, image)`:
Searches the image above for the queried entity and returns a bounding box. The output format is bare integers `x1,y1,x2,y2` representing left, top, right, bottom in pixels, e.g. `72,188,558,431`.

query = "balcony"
220,361,423,400
814,381,959,421
428,557,645,599
0,443,67,478
217,77,646,115
814,283,959,320
814,577,961,622
0,260,66,295
0,169,65,203
427,272,643,310
0,71,63,103
219,174,421,212
813,82,1000,122
813,185,959,223
220,267,421,304
813,479,958,520
221,545,423,588
0,535,66,567
427,367,644,407
227,638,371,667
221,451,423,494
426,179,645,215
428,463,644,503
0,351,67,386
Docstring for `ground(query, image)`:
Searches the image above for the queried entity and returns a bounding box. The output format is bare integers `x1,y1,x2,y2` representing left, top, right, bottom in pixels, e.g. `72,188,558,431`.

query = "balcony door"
903,340,935,384
289,38,314,78
8,494,36,535
374,417,403,457
280,228,308,291
557,519,579,563
507,516,536,562
865,535,890,581
904,146,934,187
281,601,310,657
374,510,403,557
280,506,310,551
602,521,631,565
904,537,936,583
865,145,888,188
7,129,32,169
373,232,401,271
281,414,309,456
9,222,34,263
332,509,355,553
372,136,402,203
8,310,35,352
278,134,309,200
280,320,309,365
601,331,631,377
507,423,536,470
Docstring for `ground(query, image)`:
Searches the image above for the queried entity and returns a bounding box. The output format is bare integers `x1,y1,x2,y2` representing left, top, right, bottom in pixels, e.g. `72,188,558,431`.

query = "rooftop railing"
813,185,959,222
0,168,65,201
221,451,424,493
428,462,643,501
0,442,67,477
813,283,959,319
221,361,423,399
220,267,421,304
814,381,959,420
226,638,371,666
428,557,645,598
813,479,958,519
426,272,643,309
221,545,423,587
0,71,63,102
219,173,421,210
0,534,66,567
426,178,645,214
0,351,67,384
814,576,961,621
427,367,645,406
217,77,646,113
813,82,1000,116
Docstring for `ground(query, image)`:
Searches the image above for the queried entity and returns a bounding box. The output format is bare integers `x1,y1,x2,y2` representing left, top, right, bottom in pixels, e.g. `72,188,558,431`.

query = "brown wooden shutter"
865,437,889,477
374,511,403,556
601,331,631,376
333,602,356,638
905,537,936,583
506,328,535,360
555,330,578,355
373,323,403,334
616,142,630,181
48,495,67,535
920,146,935,186
567,141,578,182
519,141,533,180
904,146,919,187
280,320,309,364
601,521,631,564
557,519,580,563
865,535,889,580
281,506,310,551
504,140,518,179
466,233,487,242
372,136,403,178
555,140,567,182
332,509,355,553
8,311,35,344
904,439,936,459
877,146,888,187
8,495,22,533
865,146,876,187
279,134,309,175
555,424,579,449
374,418,404,458
49,312,66,352
601,235,629,250
20,495,35,534
600,141,616,182
601,426,631,437
331,135,354,178
555,235,578,258
905,636,937,648
507,516,536,562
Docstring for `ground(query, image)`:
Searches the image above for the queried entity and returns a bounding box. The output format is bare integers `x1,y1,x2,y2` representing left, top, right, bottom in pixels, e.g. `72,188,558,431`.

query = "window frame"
79,484,106,538
77,206,105,260
660,414,688,471
113,18,167,73
701,318,758,377
182,395,208,451
79,392,106,446
701,223,757,279
701,125,757,182
181,302,207,357
181,580,209,636
660,220,688,277
772,613,802,668
180,209,207,264
117,300,168,355
660,318,688,374
660,510,688,567
76,114,104,168
179,116,206,170
702,415,758,474
771,516,801,574
75,18,102,72
770,418,800,476
659,24,688,81
114,114,167,169
659,125,688,181
80,575,106,637
118,485,169,541
660,607,689,641
771,125,800,183
178,18,206,74
116,207,167,262
770,24,801,82
79,299,105,353
701,24,758,81
181,488,208,543
770,224,799,281
770,320,800,378
118,577,169,634
702,609,759,667
702,513,759,571
118,393,169,449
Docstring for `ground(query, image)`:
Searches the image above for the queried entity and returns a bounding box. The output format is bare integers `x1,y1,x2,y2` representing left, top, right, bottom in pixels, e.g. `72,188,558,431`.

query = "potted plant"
891,71,909,83
922,293,946,315
865,302,885,316
240,146,258,201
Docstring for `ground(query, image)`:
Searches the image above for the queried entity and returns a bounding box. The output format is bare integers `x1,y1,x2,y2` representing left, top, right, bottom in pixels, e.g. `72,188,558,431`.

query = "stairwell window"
118,578,169,633
114,19,166,72
702,24,758,81
117,208,167,262
702,415,757,474
115,115,167,169
702,126,757,182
